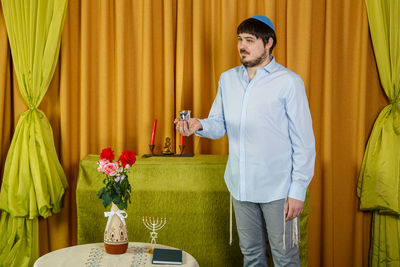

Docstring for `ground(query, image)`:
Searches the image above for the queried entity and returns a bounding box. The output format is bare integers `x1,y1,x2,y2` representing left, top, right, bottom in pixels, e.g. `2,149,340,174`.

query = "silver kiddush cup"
179,110,191,121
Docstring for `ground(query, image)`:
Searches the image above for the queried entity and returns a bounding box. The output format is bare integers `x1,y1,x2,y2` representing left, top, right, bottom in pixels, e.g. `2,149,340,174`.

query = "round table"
34,242,199,267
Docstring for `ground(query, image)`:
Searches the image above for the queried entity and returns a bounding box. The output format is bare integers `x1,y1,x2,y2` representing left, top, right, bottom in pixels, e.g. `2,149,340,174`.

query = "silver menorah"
142,216,167,248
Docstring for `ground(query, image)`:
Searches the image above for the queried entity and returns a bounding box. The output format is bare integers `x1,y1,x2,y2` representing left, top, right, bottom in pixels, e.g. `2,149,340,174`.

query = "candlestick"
179,145,185,156
151,119,157,145
180,135,184,146
149,144,155,155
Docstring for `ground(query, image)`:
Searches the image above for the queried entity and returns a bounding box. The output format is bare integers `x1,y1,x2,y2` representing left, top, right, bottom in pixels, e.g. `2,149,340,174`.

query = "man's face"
237,33,269,68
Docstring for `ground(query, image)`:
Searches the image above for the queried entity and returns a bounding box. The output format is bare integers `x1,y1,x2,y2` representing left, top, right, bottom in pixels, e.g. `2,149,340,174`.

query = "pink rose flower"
97,159,109,173
103,162,120,176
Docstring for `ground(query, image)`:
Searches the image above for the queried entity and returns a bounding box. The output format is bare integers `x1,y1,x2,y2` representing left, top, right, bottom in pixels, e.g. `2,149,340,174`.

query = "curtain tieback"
391,99,400,106
28,105,36,111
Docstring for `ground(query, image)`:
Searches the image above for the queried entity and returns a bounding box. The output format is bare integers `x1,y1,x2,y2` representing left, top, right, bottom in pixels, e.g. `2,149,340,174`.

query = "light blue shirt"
196,57,315,203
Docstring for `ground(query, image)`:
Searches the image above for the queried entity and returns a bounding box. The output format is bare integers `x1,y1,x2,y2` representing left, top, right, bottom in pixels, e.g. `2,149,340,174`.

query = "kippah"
251,15,275,32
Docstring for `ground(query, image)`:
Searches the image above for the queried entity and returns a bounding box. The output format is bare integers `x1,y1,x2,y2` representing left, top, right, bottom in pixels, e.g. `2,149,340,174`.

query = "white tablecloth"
34,242,199,267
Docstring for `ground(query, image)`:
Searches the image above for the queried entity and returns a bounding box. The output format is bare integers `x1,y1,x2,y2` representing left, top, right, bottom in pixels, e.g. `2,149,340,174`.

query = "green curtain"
357,0,400,266
0,0,68,266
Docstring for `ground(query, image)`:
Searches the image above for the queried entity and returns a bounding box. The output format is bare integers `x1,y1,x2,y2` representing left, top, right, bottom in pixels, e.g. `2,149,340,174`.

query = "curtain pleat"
0,0,68,265
0,3,11,182
358,0,400,266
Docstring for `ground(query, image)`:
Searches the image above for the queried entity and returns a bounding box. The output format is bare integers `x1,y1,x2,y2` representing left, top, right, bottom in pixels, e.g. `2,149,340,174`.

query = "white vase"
103,202,129,254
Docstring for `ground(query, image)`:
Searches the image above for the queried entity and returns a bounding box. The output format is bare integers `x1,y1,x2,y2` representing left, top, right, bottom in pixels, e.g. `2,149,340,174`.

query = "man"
175,15,315,267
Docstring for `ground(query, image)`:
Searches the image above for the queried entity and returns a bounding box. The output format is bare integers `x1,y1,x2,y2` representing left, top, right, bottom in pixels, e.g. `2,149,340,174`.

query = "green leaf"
97,187,105,198
113,195,121,204
102,191,112,208
118,202,127,210
113,183,121,195
98,173,133,209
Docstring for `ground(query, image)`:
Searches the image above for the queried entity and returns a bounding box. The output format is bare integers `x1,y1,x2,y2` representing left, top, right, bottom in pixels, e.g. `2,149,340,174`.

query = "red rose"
100,147,115,161
119,150,136,167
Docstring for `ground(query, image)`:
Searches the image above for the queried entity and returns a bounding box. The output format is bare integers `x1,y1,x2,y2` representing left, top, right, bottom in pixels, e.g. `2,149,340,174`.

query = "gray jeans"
232,198,300,267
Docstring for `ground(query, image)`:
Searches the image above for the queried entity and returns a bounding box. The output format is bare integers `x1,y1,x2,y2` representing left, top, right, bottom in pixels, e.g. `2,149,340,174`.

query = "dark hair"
237,18,277,53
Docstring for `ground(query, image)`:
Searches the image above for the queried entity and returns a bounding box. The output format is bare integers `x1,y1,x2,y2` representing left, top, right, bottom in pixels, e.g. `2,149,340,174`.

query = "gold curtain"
0,0,388,266
0,3,10,185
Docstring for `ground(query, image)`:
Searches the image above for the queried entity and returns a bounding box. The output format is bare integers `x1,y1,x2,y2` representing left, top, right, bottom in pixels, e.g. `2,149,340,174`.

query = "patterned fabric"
34,242,196,267
85,245,149,267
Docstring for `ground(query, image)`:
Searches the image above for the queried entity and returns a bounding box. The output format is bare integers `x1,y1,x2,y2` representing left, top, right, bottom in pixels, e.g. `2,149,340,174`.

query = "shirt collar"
240,55,277,81
262,55,276,73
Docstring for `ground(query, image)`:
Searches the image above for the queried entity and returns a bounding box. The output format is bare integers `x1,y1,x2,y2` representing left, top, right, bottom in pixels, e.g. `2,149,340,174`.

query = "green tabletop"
76,154,309,266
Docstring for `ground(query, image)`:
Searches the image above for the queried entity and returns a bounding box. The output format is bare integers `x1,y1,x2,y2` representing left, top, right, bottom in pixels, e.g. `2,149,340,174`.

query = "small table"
34,242,199,267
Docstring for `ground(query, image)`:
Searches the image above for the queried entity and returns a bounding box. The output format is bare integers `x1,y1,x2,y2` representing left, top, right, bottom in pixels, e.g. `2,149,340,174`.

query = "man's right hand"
174,118,202,136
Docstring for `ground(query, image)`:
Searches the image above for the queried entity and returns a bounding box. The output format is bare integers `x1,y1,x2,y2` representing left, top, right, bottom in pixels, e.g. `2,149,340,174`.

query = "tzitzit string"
283,211,299,250
230,194,233,245
194,136,235,245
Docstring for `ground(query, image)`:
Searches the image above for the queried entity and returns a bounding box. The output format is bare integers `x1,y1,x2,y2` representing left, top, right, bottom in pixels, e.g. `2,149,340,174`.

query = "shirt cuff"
195,119,207,137
288,180,307,201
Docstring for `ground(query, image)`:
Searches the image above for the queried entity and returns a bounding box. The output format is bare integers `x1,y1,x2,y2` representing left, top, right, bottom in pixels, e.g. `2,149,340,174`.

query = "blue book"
152,248,183,265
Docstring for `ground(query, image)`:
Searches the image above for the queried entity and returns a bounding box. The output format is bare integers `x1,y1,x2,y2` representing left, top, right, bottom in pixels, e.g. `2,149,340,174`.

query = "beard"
240,50,269,68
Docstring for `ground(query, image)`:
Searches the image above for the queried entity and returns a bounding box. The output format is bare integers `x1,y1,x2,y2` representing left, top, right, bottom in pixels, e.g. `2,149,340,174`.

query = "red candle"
180,135,184,146
151,119,157,145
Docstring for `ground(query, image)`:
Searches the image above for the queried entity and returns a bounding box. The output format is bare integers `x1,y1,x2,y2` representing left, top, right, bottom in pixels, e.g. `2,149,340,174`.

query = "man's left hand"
284,198,304,221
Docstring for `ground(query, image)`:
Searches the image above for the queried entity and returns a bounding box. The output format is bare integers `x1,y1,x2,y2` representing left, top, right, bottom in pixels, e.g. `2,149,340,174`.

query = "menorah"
142,216,167,252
